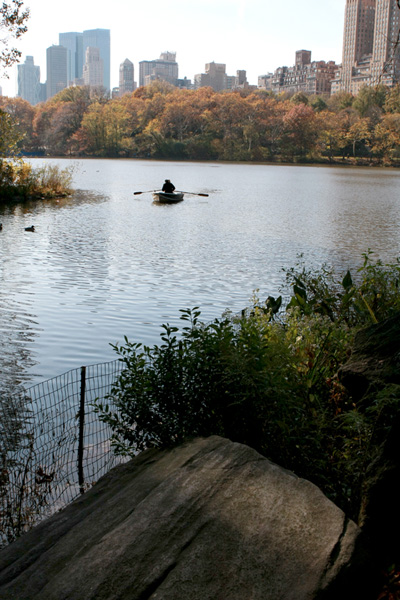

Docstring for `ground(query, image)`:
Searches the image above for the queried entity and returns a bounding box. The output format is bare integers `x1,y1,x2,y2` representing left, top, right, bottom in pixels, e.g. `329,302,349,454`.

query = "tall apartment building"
258,51,338,95
17,56,41,105
371,0,400,84
83,29,110,91
59,32,83,84
332,0,400,94
119,58,135,95
139,52,179,87
46,45,68,100
83,47,104,88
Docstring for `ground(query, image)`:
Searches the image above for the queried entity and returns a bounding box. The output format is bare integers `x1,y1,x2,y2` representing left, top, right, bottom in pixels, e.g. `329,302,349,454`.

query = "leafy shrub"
95,254,400,519
0,159,73,201
283,250,400,325
95,308,300,454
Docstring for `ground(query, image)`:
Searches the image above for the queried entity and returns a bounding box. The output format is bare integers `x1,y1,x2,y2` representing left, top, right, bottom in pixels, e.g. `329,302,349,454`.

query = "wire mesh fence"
0,359,127,548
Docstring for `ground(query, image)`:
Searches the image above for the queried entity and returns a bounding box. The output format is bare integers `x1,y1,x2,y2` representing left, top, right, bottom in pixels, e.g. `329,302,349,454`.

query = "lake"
1,158,400,392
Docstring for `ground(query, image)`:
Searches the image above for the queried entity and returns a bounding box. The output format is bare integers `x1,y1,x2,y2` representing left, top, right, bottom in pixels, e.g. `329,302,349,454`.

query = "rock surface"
0,436,373,600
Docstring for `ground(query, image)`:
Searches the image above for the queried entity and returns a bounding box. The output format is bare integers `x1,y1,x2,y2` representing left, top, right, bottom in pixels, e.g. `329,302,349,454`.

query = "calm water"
1,158,400,392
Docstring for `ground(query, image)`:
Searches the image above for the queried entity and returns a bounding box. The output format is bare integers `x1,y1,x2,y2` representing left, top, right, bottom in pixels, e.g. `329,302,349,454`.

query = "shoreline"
23,155,400,169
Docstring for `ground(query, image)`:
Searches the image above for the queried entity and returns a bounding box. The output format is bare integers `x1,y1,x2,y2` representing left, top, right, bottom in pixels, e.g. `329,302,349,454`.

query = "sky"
0,0,347,97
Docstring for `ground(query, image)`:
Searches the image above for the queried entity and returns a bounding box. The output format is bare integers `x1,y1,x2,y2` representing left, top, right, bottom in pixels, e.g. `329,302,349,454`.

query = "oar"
178,191,209,197
134,190,209,197
133,190,158,195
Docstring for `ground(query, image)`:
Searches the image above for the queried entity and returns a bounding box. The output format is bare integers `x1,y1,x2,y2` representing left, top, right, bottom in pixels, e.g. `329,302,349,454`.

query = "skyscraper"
371,0,400,84
83,29,110,91
18,56,41,105
333,0,400,93
59,32,83,84
119,59,135,95
46,45,68,100
83,47,104,88
340,0,375,92
139,52,178,87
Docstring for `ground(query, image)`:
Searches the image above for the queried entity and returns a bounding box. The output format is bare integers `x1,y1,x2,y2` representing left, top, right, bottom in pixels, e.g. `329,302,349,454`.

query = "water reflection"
0,217,40,393
1,159,400,390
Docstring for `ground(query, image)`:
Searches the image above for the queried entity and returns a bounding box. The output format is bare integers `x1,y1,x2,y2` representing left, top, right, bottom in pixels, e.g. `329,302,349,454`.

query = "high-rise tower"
119,59,135,95
18,56,41,105
83,29,110,91
59,32,83,84
333,0,400,93
340,0,376,92
46,45,68,100
371,0,400,84
83,47,104,88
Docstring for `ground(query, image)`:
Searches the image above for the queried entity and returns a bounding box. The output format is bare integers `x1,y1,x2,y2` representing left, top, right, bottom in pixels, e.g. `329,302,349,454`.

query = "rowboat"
152,191,184,204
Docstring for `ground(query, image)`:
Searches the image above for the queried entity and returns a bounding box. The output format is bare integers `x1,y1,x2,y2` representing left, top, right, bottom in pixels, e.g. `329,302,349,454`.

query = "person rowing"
162,179,175,193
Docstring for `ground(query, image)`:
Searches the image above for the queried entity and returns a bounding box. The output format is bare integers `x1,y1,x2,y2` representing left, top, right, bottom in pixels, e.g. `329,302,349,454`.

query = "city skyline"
0,0,346,98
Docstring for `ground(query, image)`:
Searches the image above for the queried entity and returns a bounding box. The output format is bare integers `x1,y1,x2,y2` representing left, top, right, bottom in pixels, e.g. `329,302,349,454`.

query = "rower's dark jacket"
162,181,175,193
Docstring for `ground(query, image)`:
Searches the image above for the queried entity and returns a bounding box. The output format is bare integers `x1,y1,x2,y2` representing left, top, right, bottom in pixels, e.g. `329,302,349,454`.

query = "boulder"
0,436,374,600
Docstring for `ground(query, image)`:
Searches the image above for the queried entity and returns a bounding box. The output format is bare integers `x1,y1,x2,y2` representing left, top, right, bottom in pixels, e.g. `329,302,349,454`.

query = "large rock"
0,436,374,600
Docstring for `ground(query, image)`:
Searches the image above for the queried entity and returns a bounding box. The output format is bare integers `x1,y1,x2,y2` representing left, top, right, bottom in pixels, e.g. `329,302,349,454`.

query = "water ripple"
1,159,400,388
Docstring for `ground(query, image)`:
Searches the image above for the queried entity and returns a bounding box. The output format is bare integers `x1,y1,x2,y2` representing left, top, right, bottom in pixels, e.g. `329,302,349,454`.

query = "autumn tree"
282,103,318,158
347,118,371,158
0,96,34,152
0,0,29,162
32,103,58,153
316,111,347,162
384,84,400,113
0,0,29,71
0,106,22,156
75,100,130,156
371,113,400,163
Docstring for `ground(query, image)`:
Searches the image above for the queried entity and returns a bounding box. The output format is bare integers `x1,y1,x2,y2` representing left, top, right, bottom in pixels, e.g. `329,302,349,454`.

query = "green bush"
283,250,400,325
95,254,400,519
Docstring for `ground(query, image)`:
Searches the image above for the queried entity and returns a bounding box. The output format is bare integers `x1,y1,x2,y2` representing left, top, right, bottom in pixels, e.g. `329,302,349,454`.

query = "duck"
25,225,35,232
0,223,2,231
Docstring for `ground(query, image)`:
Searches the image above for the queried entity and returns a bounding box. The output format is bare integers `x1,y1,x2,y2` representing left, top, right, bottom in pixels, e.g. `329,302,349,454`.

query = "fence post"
78,366,86,494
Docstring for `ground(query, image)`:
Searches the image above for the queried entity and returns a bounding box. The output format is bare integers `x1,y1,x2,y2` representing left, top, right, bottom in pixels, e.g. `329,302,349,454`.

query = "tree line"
2,81,400,164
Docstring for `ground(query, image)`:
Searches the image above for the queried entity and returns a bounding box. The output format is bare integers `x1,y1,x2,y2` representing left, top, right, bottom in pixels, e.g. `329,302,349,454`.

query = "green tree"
290,91,309,105
353,84,387,117
327,91,354,112
310,96,328,112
